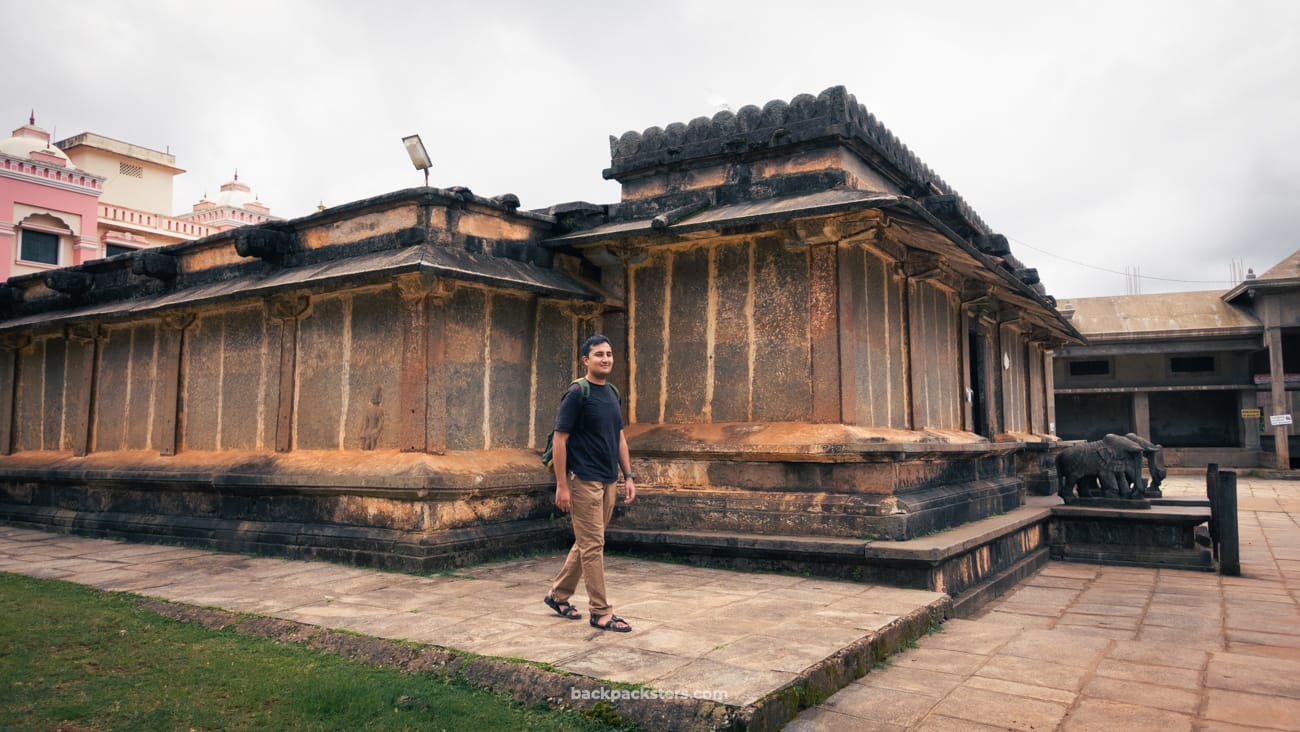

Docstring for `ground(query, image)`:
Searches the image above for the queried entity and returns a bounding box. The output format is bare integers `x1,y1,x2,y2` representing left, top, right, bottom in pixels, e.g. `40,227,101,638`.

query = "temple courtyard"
2,473,1298,731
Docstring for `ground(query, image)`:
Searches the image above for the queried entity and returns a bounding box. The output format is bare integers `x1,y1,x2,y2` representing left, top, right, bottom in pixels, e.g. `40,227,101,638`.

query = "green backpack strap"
541,378,595,471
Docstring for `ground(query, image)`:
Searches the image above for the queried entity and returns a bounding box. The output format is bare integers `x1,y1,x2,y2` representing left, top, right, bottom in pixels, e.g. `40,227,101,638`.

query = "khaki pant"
549,475,617,616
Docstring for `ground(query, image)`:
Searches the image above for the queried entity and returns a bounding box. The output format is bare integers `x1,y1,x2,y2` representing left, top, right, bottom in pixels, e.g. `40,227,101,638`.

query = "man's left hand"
624,477,636,504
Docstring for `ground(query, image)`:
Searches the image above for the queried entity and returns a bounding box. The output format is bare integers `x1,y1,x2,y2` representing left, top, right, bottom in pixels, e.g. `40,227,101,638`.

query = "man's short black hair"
581,334,612,358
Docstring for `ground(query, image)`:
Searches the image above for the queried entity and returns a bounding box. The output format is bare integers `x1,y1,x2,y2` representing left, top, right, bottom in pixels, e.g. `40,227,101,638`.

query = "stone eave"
542,189,902,247
297,186,557,229
0,243,599,334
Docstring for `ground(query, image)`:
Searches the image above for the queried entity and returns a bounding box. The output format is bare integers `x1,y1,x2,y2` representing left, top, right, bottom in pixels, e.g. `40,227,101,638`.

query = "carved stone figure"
1124,433,1167,497
359,387,384,450
1057,433,1146,503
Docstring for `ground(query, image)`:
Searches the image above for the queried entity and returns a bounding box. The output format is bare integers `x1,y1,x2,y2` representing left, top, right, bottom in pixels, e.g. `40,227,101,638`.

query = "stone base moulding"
0,448,569,571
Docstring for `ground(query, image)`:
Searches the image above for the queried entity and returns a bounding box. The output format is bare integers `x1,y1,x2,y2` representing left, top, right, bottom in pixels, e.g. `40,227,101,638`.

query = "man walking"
543,334,636,632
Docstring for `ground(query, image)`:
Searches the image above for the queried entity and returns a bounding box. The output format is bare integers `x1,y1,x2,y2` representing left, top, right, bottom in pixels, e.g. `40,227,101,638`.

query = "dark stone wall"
665,247,709,423
344,289,402,451
3,279,582,458
713,241,751,422
183,313,225,451
445,287,488,451
125,323,157,450
296,297,346,450
488,294,534,448
34,339,61,450
1028,342,1048,435
631,252,667,423
858,248,907,428
628,236,812,425
533,302,577,446
17,349,49,449
1000,324,1028,433
752,236,810,421
93,328,130,451
911,280,961,430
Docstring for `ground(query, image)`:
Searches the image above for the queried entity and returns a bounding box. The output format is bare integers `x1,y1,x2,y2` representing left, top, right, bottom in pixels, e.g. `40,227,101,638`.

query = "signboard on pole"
1270,414,1293,427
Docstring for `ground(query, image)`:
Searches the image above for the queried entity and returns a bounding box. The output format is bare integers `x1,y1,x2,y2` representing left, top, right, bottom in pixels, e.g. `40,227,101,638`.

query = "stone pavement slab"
788,474,1300,730
0,521,948,728
7,473,1300,730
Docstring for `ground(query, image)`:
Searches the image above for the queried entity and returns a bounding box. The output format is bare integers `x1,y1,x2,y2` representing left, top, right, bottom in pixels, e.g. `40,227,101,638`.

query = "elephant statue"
1124,433,1166,497
1057,433,1146,503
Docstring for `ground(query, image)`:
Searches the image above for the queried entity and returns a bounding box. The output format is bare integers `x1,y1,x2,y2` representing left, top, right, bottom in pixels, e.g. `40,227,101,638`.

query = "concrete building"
0,89,1081,598
1054,250,1300,469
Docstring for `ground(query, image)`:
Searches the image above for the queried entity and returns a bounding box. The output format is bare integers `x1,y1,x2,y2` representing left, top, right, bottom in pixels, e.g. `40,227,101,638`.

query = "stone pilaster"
155,313,195,456
396,274,456,453
272,295,311,453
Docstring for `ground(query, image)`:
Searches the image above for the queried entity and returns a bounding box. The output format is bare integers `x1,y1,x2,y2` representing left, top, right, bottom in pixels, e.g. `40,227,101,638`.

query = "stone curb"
135,593,952,731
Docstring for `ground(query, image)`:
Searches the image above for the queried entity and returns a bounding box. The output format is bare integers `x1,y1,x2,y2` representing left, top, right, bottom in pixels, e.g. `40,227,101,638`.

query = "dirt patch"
138,599,238,630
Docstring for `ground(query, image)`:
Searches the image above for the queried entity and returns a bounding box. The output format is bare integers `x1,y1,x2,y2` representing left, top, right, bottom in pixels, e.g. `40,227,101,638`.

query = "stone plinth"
0,448,566,570
626,423,1027,541
1048,503,1212,571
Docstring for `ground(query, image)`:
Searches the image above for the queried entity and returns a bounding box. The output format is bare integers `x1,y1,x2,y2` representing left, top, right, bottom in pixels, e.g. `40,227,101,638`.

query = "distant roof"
1,118,73,167
1257,250,1300,280
55,131,183,172
1059,290,1260,341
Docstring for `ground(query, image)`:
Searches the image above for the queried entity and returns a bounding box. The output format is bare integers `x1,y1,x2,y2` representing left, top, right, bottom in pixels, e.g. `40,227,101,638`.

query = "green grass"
0,572,628,731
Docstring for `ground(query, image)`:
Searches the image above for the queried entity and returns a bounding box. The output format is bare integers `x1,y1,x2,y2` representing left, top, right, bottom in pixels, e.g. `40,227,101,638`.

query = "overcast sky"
5,0,1297,299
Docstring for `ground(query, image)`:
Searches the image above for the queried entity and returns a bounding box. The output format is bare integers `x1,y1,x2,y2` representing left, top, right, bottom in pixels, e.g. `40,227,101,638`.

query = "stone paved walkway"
0,518,947,717
789,474,1300,731
3,474,1299,730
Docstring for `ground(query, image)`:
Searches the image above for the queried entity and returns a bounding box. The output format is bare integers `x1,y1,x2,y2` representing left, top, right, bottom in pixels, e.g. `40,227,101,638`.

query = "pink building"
0,114,279,280
0,116,104,279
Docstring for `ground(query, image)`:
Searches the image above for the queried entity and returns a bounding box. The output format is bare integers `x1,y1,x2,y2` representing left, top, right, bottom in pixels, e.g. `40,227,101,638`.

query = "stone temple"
0,87,1083,605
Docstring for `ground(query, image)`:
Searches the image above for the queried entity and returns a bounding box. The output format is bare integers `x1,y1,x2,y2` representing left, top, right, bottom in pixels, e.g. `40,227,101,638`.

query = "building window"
19,229,60,265
119,162,143,178
1170,356,1214,373
105,243,137,257
1068,359,1110,377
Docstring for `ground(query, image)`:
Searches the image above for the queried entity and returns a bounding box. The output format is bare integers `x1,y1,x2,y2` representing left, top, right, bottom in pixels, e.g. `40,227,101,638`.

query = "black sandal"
544,594,581,620
590,613,632,633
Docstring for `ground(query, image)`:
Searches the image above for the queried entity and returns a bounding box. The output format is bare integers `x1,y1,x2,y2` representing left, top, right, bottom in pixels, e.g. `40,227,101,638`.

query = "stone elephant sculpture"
1057,433,1146,502
1124,432,1166,496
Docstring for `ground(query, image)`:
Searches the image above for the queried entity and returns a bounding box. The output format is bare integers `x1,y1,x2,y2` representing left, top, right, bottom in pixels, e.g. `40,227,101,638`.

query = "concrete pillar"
1132,391,1151,439
1267,326,1289,469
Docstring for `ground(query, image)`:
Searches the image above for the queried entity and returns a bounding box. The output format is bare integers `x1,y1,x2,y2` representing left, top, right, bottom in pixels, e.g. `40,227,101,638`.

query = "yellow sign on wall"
1241,408,1262,418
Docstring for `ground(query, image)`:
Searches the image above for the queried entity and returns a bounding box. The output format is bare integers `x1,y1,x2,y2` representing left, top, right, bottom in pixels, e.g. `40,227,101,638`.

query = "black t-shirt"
554,381,623,483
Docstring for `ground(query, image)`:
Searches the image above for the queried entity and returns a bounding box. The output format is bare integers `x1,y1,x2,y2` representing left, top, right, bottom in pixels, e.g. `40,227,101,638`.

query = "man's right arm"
553,431,571,512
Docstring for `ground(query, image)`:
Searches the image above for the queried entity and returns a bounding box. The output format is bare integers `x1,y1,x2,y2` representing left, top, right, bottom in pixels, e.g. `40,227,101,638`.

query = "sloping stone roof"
605,86,990,236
